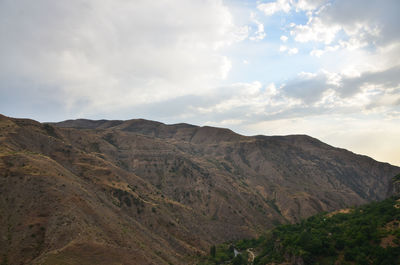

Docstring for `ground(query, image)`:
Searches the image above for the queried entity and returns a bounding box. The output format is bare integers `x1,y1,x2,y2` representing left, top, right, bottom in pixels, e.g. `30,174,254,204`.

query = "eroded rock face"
1,114,399,264
394,182,400,195
387,174,400,197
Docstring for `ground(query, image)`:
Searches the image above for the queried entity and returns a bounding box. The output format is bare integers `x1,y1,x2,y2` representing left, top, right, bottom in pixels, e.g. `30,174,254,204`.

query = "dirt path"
247,248,255,263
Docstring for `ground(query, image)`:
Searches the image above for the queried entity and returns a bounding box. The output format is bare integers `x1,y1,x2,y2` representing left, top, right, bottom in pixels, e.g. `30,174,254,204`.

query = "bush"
232,254,246,265
210,245,216,258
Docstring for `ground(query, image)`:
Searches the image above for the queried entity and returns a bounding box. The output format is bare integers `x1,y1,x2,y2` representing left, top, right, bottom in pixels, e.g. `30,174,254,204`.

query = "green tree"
210,245,216,258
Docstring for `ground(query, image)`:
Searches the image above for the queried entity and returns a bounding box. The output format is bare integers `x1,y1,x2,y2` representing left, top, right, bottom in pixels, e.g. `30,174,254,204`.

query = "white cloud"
279,45,298,55
280,35,288,42
294,0,327,11
288,47,299,55
251,23,266,41
265,83,279,96
310,45,340,57
186,81,298,122
0,0,247,113
257,0,292,16
220,57,233,80
291,17,341,44
249,13,266,41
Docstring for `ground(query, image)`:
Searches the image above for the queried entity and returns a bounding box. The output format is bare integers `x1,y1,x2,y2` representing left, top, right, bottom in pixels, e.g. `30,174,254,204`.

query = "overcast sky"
1,0,399,166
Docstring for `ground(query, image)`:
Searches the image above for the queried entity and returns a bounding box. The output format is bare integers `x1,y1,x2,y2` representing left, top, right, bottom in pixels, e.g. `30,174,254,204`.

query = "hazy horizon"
1,0,399,166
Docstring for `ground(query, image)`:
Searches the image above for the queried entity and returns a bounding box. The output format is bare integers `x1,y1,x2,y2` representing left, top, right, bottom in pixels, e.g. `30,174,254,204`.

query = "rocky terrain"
1,114,399,264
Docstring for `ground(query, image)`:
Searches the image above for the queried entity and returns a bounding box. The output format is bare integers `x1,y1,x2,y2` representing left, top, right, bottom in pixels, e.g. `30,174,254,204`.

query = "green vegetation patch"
201,196,400,265
393,174,400,182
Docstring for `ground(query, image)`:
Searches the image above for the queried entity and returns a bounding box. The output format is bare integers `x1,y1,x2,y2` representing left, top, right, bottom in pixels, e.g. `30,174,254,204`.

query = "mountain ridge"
54,117,396,166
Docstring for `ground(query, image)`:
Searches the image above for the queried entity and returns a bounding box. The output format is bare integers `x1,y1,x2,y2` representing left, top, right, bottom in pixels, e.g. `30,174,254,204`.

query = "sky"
1,0,399,166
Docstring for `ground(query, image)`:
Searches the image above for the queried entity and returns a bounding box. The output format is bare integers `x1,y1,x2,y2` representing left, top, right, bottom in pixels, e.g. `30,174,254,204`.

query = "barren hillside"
1,114,399,264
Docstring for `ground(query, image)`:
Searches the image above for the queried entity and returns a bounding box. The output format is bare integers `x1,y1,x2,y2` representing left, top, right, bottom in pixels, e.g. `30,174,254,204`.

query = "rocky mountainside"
1,114,399,264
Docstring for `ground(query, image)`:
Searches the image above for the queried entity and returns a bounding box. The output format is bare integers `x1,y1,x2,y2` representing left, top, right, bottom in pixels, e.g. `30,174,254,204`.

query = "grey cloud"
322,0,400,44
278,66,400,104
328,0,400,46
289,0,400,47
281,74,331,104
339,66,400,97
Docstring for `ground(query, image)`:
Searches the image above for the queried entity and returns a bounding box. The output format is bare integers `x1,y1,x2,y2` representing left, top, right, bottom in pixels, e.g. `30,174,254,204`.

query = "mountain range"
0,114,399,264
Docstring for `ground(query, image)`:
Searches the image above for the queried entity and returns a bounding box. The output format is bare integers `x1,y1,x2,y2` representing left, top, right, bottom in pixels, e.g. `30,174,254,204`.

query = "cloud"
250,22,266,41
102,81,302,127
291,17,341,44
295,0,327,11
310,45,340,57
253,0,400,128
279,45,298,55
257,0,326,16
257,0,292,16
281,72,329,104
280,45,288,52
3,0,397,123
290,0,400,47
277,66,400,113
320,0,400,45
249,13,266,41
0,0,247,114
338,65,400,97
288,48,299,55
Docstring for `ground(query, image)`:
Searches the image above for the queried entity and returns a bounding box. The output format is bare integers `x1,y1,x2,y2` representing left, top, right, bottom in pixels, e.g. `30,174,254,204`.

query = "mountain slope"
55,117,399,220
0,114,399,264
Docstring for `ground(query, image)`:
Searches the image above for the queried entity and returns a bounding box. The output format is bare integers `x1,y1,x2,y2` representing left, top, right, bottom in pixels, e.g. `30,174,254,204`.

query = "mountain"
201,195,400,265
0,114,399,264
